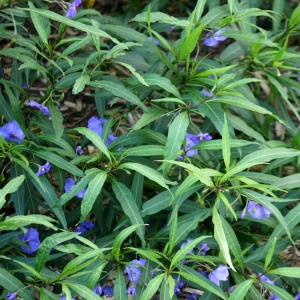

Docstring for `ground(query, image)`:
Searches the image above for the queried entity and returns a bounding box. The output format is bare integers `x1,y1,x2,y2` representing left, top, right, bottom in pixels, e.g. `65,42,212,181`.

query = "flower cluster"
88,116,117,146
0,121,25,144
208,265,229,286
204,28,227,47
73,221,96,235
178,132,212,159
36,161,51,177
64,178,87,198
186,293,200,300
66,0,81,18
148,36,159,45
27,101,50,116
19,228,40,254
124,258,147,295
174,276,184,296
102,286,114,296
246,201,271,220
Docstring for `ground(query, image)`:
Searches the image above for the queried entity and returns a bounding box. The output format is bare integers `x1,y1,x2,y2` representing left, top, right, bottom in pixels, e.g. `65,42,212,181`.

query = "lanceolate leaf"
48,103,64,140
228,279,253,300
111,180,145,246
79,171,107,223
222,113,230,171
63,282,102,300
213,205,235,271
114,265,127,300
140,273,165,300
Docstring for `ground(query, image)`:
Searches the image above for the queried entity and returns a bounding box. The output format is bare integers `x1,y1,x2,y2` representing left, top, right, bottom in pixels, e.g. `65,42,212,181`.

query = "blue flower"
148,36,159,45
73,221,96,235
247,201,271,220
259,273,274,285
174,276,184,296
269,293,281,300
198,243,210,255
186,293,200,300
124,258,147,284
201,89,215,98
6,292,17,300
27,101,50,116
126,286,136,295
228,286,235,293
66,0,81,18
64,178,87,198
76,145,83,155
36,161,51,177
93,284,102,296
0,121,25,143
105,134,117,146
295,292,300,300
88,116,107,137
198,270,207,277
19,228,40,254
204,28,227,47
208,265,229,286
102,286,114,296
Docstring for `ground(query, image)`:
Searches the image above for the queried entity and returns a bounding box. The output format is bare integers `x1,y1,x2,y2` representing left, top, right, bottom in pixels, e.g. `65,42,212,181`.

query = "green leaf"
111,224,144,260
264,237,276,271
34,134,75,154
114,265,127,300
170,236,210,268
272,174,300,189
194,139,258,150
163,112,189,175
28,2,49,45
35,231,79,272
22,7,120,44
228,279,253,300
26,148,84,177
0,268,34,300
64,282,102,300
224,78,261,90
111,180,145,246
176,266,227,299
73,75,90,95
0,90,14,121
48,103,64,140
228,0,233,14
179,24,204,62
62,34,91,57
140,273,165,300
167,205,178,256
263,283,294,300
213,205,235,271
222,113,230,171
142,74,180,98
119,162,176,190
268,267,300,278
124,145,165,157
79,171,107,223
172,174,199,203
207,97,272,115
0,175,25,209
220,215,243,270
195,0,206,22
12,259,43,280
76,127,111,161
132,107,166,130
289,3,300,29
90,80,148,111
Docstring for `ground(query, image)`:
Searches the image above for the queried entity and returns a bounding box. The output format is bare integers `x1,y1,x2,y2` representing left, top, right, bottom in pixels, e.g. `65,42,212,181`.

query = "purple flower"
180,238,194,262
73,0,81,5
22,83,28,88
208,75,214,79
201,89,215,98
6,292,17,300
60,298,75,300
208,265,229,286
88,116,107,137
105,134,118,146
102,286,114,296
19,228,40,254
204,28,227,47
73,221,96,235
0,120,25,143
198,243,210,255
126,286,136,295
186,293,200,300
76,145,83,155
148,36,159,45
36,161,51,177
93,284,102,295
295,292,300,300
169,26,175,31
27,101,50,116
247,201,272,220
228,286,235,293
259,273,274,285
66,3,77,18
124,258,147,284
174,276,184,296
269,293,281,300
64,178,87,198
240,209,246,219
198,270,207,277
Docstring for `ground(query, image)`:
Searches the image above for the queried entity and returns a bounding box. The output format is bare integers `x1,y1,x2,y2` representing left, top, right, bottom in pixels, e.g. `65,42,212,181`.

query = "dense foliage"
1,0,300,299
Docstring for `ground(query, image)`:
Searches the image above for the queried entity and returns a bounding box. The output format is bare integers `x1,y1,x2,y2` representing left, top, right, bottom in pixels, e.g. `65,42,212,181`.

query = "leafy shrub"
1,0,300,299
